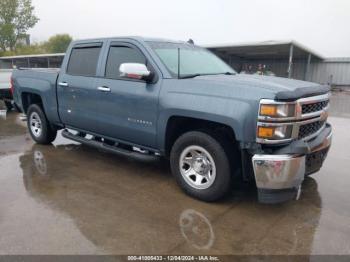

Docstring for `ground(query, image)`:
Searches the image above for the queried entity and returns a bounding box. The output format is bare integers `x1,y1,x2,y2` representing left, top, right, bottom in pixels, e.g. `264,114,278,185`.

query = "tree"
0,33,73,57
45,34,72,53
0,0,39,52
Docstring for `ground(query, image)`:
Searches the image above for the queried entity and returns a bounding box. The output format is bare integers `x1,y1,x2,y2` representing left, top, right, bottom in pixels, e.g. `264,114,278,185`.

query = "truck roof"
72,36,187,45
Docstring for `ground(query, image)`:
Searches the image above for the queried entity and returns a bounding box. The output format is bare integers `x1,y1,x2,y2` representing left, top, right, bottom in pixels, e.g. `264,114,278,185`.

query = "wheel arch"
21,92,44,114
162,114,239,158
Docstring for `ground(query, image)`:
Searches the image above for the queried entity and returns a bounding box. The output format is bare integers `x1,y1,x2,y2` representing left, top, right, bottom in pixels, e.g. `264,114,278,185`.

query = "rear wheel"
27,104,57,144
170,131,233,202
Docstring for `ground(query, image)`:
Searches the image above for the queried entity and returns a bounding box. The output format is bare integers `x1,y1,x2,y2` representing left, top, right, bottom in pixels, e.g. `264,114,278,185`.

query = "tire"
170,131,233,202
27,104,57,144
5,101,13,111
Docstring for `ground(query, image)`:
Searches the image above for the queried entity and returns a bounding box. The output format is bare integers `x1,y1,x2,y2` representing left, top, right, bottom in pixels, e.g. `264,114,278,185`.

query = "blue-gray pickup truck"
12,37,332,203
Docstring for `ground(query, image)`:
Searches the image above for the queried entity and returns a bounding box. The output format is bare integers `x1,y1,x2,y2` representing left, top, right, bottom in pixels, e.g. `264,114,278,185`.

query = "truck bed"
17,67,60,73
12,68,60,80
12,68,61,123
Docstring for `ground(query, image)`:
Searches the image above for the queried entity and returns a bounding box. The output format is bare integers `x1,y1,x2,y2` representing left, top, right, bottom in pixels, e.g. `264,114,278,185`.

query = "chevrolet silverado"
12,37,332,203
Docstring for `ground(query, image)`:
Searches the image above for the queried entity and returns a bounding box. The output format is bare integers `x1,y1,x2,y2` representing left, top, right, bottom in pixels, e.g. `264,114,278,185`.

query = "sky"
29,0,350,57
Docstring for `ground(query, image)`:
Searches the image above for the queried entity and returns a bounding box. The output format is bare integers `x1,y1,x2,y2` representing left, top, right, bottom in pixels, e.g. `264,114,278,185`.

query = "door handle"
58,82,68,87
97,86,111,92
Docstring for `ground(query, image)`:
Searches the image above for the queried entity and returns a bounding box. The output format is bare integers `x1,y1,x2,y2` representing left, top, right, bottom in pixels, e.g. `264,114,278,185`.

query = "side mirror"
119,63,152,82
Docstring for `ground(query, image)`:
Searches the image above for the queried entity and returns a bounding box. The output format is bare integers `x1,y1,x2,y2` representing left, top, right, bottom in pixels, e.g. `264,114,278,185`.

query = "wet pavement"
0,92,350,255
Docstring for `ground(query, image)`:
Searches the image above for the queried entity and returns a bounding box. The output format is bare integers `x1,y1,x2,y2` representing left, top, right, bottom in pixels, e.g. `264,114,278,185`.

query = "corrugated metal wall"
218,53,350,86
309,60,350,86
224,58,309,80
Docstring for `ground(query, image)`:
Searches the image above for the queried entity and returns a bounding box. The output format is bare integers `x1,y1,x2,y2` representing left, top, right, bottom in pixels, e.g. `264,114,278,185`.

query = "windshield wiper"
179,73,202,79
179,72,236,79
217,72,236,75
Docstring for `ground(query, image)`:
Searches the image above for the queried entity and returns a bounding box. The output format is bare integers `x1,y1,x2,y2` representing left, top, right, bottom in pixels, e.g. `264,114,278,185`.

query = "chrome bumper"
252,130,332,191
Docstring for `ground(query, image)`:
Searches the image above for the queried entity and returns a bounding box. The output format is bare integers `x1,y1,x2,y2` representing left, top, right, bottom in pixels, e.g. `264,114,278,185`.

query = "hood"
191,74,330,101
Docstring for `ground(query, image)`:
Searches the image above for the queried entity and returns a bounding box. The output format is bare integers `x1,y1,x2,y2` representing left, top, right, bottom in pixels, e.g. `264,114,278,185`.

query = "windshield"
148,42,236,78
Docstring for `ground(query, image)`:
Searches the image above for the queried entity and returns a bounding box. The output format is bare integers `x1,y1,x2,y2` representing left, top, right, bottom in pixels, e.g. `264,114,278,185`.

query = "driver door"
94,41,160,148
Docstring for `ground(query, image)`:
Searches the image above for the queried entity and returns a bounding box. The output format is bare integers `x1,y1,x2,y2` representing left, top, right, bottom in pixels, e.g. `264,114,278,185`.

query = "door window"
67,47,101,76
105,46,146,79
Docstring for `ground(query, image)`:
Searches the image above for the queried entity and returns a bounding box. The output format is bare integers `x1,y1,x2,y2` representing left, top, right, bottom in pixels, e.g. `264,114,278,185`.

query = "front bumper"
252,124,332,203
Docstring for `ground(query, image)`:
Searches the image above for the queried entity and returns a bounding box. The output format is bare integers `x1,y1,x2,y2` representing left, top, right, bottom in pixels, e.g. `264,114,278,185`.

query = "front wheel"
170,131,232,202
27,104,57,144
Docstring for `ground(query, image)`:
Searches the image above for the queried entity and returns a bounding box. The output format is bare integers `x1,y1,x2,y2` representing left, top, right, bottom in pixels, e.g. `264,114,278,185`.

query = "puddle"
0,109,7,119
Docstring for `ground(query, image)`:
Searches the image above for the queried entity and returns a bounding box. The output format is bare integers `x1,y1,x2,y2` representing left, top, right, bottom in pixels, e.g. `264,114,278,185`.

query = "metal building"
309,57,350,86
0,53,65,69
1,41,349,88
208,40,350,88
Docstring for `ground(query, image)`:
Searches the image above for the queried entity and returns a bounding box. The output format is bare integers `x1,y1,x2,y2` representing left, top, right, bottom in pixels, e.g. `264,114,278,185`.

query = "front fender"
157,91,258,151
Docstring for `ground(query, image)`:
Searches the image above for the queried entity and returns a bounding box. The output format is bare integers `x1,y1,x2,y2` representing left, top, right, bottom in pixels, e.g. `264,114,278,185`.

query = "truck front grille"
299,121,325,139
302,100,329,114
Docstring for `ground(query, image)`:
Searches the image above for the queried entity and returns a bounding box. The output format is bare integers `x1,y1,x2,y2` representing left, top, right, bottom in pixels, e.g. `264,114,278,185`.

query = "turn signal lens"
258,127,275,138
257,125,293,141
260,105,277,116
259,100,296,118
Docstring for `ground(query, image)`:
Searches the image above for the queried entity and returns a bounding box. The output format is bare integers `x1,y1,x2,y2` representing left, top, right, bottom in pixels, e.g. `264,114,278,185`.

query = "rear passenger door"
95,41,161,148
57,43,103,133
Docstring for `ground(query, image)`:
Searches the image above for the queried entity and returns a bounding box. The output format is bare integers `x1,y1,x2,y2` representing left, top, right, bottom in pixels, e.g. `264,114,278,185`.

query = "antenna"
178,47,180,79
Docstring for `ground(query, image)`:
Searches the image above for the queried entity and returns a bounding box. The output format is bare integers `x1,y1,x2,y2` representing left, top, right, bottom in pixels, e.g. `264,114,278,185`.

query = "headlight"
257,99,297,143
257,125,293,140
259,102,296,118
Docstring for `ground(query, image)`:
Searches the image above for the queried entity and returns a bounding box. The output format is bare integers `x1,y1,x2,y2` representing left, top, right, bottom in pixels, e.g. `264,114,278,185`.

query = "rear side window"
67,47,101,76
105,46,146,79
